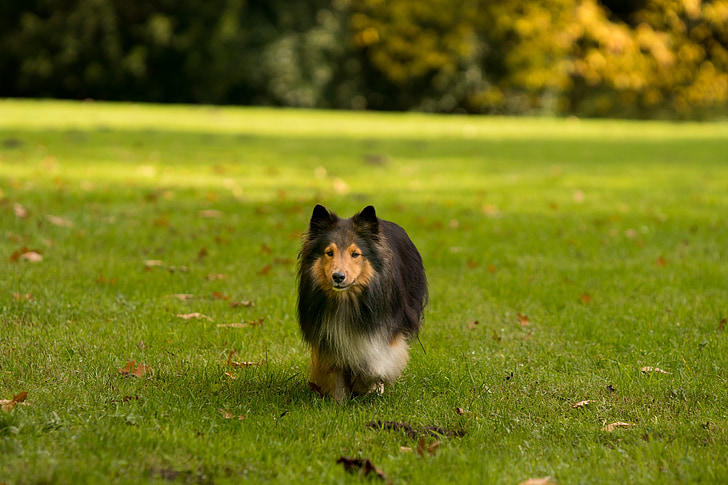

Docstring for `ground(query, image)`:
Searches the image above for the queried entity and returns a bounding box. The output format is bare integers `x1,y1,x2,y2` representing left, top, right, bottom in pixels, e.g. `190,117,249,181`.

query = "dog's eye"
351,252,360,258
326,250,334,257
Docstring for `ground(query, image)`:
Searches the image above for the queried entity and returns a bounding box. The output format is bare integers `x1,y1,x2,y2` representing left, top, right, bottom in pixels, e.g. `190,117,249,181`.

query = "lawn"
1,99,727,484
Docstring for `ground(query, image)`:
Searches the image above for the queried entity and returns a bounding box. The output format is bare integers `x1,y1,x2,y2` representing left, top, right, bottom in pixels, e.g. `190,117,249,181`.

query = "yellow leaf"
602,422,635,432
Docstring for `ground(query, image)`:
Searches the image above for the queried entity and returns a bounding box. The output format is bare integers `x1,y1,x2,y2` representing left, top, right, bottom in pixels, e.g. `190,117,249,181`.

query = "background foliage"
1,0,727,118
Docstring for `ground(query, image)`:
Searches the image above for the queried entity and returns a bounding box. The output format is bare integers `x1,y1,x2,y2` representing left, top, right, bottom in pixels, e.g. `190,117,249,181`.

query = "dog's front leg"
310,349,345,403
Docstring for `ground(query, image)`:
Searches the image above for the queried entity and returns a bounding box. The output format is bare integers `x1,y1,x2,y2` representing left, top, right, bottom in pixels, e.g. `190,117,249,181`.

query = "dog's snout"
332,272,346,284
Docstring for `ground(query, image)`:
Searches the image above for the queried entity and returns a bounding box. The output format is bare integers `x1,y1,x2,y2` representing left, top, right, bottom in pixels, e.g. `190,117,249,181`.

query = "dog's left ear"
353,205,379,234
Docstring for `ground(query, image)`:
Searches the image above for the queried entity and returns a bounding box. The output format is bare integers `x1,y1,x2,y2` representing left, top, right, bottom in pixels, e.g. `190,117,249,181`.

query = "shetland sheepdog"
297,204,427,401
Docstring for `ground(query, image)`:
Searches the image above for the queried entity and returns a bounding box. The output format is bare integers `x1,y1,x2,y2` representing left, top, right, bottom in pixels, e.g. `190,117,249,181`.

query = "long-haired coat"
297,205,427,401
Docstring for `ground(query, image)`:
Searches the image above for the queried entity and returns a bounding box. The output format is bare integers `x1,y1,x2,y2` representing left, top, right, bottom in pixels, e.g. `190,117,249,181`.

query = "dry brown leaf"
12,293,34,301
229,300,254,308
602,422,635,432
13,203,28,218
198,209,223,219
224,371,237,380
176,313,212,321
469,320,479,330
119,361,151,379
487,264,497,273
258,265,272,276
517,312,530,326
455,407,475,418
206,273,225,280
656,256,668,267
641,366,671,374
46,215,73,227
170,294,195,301
20,251,43,263
400,446,413,453
132,363,150,378
218,408,234,419
144,259,164,268
1,391,28,412
417,437,441,457
720,318,726,331
571,400,593,409
580,292,592,305
216,323,248,328
211,291,230,300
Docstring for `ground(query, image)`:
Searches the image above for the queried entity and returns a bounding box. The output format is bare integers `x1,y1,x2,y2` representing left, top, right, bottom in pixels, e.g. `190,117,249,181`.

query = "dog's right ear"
309,204,336,233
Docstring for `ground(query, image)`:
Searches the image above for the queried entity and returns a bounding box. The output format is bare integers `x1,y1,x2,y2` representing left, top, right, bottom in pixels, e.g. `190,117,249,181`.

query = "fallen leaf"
206,273,225,280
400,446,413,453
469,320,479,330
656,256,667,266
519,478,554,485
261,243,273,254
176,313,212,321
417,436,441,457
211,291,230,300
13,203,28,218
336,457,389,482
517,312,530,326
641,366,671,374
218,408,234,419
198,247,208,260
229,300,254,308
119,361,151,378
144,259,164,268
170,294,195,301
132,363,150,378
198,209,223,218
466,258,479,269
96,274,116,284
168,265,189,273
492,330,502,342
601,422,635,432
580,292,592,305
455,407,476,418
1,391,28,412
46,215,73,227
216,323,248,328
571,400,593,409
247,317,265,326
487,264,497,273
258,265,272,276
719,318,725,331
224,371,237,380
19,250,43,263
12,293,34,301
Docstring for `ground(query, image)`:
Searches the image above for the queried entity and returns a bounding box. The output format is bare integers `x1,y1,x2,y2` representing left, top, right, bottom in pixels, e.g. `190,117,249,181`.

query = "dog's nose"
332,272,346,284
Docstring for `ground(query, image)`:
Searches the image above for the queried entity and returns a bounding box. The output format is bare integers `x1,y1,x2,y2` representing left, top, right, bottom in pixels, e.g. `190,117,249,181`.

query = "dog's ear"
309,204,337,233
353,205,379,234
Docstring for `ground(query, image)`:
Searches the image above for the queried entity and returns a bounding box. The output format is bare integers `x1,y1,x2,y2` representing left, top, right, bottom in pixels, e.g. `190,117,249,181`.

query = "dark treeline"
1,0,727,119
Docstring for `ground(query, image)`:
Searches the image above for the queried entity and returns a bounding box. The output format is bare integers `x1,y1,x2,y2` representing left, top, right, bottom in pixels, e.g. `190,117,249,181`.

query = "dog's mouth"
332,282,353,291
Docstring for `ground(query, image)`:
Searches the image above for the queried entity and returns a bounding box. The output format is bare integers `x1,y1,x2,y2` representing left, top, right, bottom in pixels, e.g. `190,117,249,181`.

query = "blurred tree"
0,0,726,118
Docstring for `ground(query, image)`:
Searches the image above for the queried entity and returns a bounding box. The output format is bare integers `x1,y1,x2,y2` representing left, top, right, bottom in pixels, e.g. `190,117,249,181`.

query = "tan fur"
310,242,374,296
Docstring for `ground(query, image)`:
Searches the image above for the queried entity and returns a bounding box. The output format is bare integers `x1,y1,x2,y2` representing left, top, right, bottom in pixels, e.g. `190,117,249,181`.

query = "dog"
297,204,427,401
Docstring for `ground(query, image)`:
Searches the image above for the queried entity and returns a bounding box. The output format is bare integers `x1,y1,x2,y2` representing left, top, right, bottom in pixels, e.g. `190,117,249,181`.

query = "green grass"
1,99,727,484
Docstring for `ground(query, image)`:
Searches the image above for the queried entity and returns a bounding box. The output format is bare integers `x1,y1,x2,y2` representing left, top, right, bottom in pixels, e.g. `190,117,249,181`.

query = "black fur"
297,205,427,377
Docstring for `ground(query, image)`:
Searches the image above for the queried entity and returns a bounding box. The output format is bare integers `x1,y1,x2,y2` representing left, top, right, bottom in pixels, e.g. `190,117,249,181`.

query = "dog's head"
302,205,380,293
